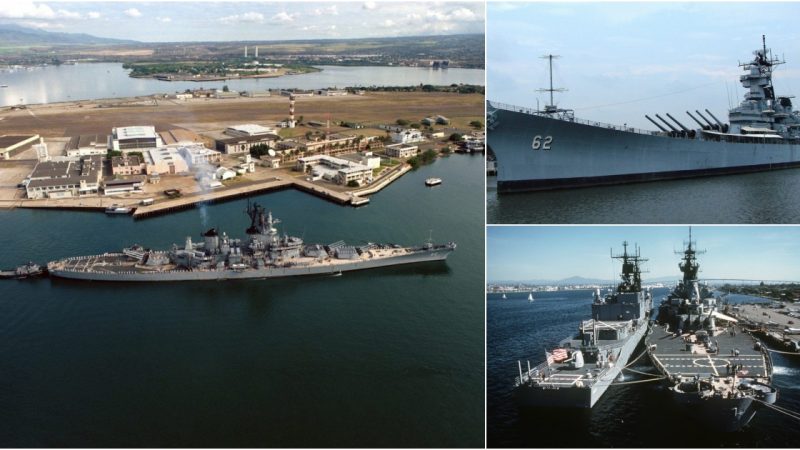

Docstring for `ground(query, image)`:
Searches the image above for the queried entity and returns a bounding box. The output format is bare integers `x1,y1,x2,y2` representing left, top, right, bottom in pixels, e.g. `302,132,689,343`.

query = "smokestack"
255,46,258,58
289,94,296,128
244,46,248,58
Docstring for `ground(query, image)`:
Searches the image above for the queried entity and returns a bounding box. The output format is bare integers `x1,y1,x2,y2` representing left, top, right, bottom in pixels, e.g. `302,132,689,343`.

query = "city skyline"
487,226,800,282
488,2,800,130
1,1,485,42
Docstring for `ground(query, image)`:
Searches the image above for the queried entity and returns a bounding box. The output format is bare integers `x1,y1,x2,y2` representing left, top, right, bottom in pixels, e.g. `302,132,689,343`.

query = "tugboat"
515,242,653,408
425,177,443,186
105,204,132,214
0,262,47,279
646,231,777,431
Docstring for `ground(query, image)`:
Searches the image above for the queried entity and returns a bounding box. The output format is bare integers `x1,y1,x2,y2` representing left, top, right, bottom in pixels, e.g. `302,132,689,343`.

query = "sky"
488,2,800,129
0,1,484,42
487,226,800,283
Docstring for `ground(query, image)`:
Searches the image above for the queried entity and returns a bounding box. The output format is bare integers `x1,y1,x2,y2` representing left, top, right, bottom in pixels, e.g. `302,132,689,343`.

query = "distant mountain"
0,23,137,45
489,275,681,286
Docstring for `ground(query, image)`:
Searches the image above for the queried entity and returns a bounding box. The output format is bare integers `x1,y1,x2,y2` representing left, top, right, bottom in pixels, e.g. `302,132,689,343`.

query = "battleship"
488,36,800,193
46,201,456,282
646,233,777,431
514,242,653,408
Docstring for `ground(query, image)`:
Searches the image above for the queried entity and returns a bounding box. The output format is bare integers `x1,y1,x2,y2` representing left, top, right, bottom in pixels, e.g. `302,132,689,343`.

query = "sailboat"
502,293,507,300
528,292,534,302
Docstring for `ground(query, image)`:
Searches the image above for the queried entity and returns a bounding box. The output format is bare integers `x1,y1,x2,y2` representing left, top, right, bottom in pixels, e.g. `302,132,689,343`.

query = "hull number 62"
532,135,552,150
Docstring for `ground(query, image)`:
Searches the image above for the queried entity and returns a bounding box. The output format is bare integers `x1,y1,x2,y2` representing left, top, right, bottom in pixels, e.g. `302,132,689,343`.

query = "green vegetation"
396,119,410,126
249,143,272,158
222,85,230,92
407,149,438,170
352,84,484,95
410,123,421,129
449,133,464,142
107,149,123,158
347,180,359,188
469,120,483,129
722,283,800,301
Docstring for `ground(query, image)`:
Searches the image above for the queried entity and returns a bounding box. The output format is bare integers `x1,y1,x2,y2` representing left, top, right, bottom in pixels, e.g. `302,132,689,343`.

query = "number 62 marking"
532,135,552,150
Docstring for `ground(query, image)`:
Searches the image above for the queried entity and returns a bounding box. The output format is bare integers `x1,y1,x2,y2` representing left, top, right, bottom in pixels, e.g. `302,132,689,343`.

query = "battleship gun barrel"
686,111,708,129
705,109,725,127
655,114,680,133
695,110,719,130
666,113,690,132
645,115,669,132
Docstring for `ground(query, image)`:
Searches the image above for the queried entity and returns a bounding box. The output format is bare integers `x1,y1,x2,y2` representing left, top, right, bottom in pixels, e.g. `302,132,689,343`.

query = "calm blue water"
488,289,800,447
0,63,485,107
0,155,485,447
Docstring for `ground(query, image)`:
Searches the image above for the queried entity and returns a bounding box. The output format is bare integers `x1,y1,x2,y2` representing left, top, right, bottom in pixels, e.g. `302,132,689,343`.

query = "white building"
390,129,425,144
224,124,277,137
65,134,109,157
26,156,103,199
214,167,237,181
111,126,163,153
384,143,419,158
296,155,373,186
144,147,189,175
178,144,222,168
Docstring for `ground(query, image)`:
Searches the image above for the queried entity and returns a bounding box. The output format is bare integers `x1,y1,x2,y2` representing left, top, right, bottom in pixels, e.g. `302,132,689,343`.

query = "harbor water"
488,290,800,447
0,63,485,107
0,155,484,447
487,169,800,224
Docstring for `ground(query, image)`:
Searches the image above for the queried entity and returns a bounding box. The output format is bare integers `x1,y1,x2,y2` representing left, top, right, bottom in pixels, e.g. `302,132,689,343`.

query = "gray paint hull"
516,320,647,408
49,249,452,282
491,108,800,192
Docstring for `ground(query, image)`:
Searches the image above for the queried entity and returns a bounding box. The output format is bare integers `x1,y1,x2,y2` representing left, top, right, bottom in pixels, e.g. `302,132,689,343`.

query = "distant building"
111,126,163,153
243,90,271,98
111,155,146,176
384,143,419,158
435,115,450,125
296,155,373,186
224,124,277,137
0,135,40,159
179,144,222,168
158,129,204,148
298,133,359,153
428,131,446,139
26,155,103,199
214,167,237,181
65,134,109,157
390,129,425,144
281,90,314,97
421,117,436,126
315,89,347,96
144,147,189,175
214,90,239,99
215,134,279,155
103,176,146,196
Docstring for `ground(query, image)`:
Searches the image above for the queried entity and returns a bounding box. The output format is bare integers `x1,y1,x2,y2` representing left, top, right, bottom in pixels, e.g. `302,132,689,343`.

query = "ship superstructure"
646,232,777,431
514,242,652,408
47,201,456,282
488,36,800,193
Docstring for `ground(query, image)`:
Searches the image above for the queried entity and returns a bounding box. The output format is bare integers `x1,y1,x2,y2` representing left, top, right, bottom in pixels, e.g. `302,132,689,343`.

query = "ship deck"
648,324,769,378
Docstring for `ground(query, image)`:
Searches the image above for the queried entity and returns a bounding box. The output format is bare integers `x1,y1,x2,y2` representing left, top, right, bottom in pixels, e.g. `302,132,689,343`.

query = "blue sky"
487,226,800,282
0,1,484,42
488,2,800,129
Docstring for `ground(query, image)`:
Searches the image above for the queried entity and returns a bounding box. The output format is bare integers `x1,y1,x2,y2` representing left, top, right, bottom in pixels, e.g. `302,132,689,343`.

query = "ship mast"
677,228,705,284
537,54,567,114
611,241,647,292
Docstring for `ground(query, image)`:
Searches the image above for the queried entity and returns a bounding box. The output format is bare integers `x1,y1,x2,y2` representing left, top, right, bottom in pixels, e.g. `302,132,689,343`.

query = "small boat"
528,292,534,302
105,204,132,214
425,177,442,186
0,85,8,88
502,293,507,299
0,262,46,279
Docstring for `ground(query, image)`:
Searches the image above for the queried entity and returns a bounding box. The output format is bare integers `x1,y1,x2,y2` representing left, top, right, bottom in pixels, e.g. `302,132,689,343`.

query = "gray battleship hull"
490,107,800,193
48,248,452,282
516,319,648,408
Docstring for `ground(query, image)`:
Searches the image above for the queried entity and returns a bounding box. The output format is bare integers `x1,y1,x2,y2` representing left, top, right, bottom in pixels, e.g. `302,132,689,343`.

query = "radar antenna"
537,54,568,114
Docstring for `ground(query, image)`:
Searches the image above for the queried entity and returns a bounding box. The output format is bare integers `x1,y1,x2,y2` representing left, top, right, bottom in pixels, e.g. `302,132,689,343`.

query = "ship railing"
489,101,662,137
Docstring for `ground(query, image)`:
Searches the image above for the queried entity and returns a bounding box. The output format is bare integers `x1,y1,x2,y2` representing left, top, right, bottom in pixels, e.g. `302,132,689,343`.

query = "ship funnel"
695,110,718,130
666,113,690,132
645,115,669,133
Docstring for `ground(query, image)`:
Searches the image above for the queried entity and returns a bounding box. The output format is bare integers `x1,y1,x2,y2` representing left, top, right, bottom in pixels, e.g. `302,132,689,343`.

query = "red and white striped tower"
289,94,296,128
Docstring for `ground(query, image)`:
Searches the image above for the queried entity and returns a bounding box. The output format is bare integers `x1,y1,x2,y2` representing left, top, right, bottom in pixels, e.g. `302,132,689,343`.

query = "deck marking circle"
692,357,731,368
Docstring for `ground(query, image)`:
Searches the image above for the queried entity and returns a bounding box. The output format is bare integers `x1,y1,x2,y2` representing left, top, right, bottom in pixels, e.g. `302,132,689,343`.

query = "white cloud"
312,5,338,16
382,19,395,27
124,8,142,18
20,20,64,29
450,7,479,22
156,17,172,23
87,11,101,19
0,2,83,20
220,12,265,24
363,1,377,10
271,11,295,23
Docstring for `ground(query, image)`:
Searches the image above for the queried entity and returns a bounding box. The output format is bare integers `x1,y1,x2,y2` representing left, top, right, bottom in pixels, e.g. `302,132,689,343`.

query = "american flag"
545,351,554,365
552,348,569,363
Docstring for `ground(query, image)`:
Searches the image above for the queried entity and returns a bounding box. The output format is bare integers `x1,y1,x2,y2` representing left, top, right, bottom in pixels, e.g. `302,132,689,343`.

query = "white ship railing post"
518,360,524,382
